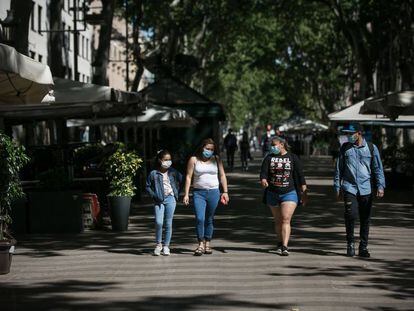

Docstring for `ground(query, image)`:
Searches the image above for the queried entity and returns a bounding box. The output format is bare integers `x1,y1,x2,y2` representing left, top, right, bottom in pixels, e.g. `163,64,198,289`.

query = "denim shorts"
266,189,298,206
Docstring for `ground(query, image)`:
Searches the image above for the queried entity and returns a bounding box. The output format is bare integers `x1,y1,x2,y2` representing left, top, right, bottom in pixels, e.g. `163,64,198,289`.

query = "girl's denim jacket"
145,168,183,203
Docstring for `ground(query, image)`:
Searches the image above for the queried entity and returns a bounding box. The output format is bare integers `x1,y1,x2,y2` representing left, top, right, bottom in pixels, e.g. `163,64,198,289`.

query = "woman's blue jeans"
193,188,220,242
154,195,176,246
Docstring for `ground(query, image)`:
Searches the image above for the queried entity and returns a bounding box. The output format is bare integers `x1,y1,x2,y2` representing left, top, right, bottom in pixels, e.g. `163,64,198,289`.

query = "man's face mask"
348,133,358,143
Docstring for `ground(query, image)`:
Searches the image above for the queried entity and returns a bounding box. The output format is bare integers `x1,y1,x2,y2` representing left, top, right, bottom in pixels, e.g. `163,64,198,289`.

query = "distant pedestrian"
240,131,250,171
260,136,307,256
261,124,275,157
334,123,385,258
224,128,238,170
183,138,229,256
146,150,183,256
329,132,341,164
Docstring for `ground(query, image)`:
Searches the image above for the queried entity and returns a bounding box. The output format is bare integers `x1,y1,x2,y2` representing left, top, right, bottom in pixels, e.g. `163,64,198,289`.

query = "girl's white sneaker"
154,245,162,256
162,246,170,256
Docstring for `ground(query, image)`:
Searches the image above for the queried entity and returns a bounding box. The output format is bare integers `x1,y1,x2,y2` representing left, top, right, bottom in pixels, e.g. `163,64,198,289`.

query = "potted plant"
105,145,142,231
0,133,29,274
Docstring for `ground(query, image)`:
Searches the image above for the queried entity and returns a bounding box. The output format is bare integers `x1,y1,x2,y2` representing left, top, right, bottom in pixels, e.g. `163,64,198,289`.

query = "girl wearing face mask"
183,138,229,256
146,150,183,256
260,136,307,256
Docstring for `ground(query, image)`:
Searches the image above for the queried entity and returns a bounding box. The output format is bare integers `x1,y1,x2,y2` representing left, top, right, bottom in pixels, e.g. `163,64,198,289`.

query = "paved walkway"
1,155,413,311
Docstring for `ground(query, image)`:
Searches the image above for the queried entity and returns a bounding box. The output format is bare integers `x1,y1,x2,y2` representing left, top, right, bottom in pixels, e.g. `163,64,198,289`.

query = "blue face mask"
202,149,214,158
270,146,280,155
348,134,358,143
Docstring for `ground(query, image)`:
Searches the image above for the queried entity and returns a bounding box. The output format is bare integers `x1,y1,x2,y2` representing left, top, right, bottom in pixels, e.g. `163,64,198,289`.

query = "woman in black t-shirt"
260,136,307,256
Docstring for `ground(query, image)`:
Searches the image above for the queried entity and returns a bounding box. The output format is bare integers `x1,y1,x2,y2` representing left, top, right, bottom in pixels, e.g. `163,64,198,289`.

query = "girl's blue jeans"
154,195,176,246
193,188,220,242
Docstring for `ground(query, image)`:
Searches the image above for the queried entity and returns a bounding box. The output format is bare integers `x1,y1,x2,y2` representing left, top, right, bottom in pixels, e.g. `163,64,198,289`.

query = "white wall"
0,1,11,20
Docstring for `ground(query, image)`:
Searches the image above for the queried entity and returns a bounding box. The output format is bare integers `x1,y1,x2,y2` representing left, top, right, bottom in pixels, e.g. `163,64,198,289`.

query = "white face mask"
161,160,172,169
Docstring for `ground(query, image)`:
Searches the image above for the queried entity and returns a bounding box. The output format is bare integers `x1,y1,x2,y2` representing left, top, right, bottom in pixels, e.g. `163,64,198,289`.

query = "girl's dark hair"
155,149,171,168
194,138,216,158
271,136,290,151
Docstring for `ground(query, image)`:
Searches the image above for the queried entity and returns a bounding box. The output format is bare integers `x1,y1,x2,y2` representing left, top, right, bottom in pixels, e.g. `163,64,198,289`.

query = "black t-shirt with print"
266,153,295,194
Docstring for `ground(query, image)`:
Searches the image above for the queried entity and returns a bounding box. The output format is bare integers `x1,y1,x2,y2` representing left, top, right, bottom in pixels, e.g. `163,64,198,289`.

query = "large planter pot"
0,239,15,275
108,196,131,231
27,191,83,233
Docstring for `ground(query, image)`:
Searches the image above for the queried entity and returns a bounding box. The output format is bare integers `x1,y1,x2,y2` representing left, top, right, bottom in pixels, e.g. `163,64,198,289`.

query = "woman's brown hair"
194,138,217,158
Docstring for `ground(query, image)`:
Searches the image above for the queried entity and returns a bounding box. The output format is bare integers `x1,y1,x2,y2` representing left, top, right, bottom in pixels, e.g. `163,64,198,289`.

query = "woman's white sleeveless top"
193,158,219,190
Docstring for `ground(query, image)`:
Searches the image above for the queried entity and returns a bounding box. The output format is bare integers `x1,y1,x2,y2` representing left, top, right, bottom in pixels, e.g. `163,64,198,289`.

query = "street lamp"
0,10,17,45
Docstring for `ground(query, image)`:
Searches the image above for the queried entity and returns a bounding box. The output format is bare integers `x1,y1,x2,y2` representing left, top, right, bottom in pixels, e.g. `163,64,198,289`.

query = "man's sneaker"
346,244,355,257
162,246,171,256
153,245,162,256
358,248,370,258
275,243,283,255
281,246,289,256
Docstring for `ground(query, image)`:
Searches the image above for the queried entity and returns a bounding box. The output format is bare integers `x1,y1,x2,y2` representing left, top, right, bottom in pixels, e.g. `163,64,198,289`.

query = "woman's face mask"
202,148,214,158
270,145,280,155
161,160,172,169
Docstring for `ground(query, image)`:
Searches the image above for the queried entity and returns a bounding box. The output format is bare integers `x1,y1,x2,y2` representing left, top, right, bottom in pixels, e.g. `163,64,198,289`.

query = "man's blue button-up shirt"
334,139,386,196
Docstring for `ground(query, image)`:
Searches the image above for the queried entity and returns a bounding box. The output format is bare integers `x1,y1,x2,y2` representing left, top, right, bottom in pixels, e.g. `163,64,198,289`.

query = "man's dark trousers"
343,191,373,249
226,147,236,169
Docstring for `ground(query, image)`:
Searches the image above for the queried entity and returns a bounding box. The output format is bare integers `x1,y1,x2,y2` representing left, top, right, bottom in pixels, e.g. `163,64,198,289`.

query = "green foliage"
128,0,413,126
0,133,30,239
105,146,143,197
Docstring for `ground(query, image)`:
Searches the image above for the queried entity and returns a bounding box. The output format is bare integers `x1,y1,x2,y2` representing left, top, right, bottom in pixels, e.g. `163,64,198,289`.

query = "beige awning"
0,43,53,104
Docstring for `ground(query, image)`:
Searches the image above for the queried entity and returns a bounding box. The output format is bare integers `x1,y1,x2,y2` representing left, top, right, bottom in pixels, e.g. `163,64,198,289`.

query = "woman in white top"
183,138,229,256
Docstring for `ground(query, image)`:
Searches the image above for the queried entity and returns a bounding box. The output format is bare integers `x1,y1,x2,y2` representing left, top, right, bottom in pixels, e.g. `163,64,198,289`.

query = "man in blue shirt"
334,123,385,258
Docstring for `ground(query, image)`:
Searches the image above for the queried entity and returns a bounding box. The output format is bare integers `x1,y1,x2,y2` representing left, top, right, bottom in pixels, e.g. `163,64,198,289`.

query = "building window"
38,54,43,63
81,36,85,58
29,50,36,59
38,5,42,34
68,0,72,15
62,22,66,47
30,6,35,31
68,26,71,50
86,38,89,60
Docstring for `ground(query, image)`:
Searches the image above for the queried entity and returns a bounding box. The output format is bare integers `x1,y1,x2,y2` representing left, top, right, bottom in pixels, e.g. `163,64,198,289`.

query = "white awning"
278,116,328,132
0,43,53,104
328,101,414,125
66,104,197,128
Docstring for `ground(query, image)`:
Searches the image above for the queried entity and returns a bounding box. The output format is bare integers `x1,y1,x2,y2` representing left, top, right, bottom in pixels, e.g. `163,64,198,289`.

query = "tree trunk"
131,0,144,92
48,0,65,77
10,0,34,55
92,0,116,86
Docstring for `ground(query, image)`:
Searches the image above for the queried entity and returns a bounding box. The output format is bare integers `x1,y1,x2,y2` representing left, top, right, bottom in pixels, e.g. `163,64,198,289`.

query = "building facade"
1,0,93,82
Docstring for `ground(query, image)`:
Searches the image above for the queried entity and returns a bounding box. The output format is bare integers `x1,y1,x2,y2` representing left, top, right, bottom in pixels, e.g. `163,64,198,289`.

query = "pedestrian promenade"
1,155,413,311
